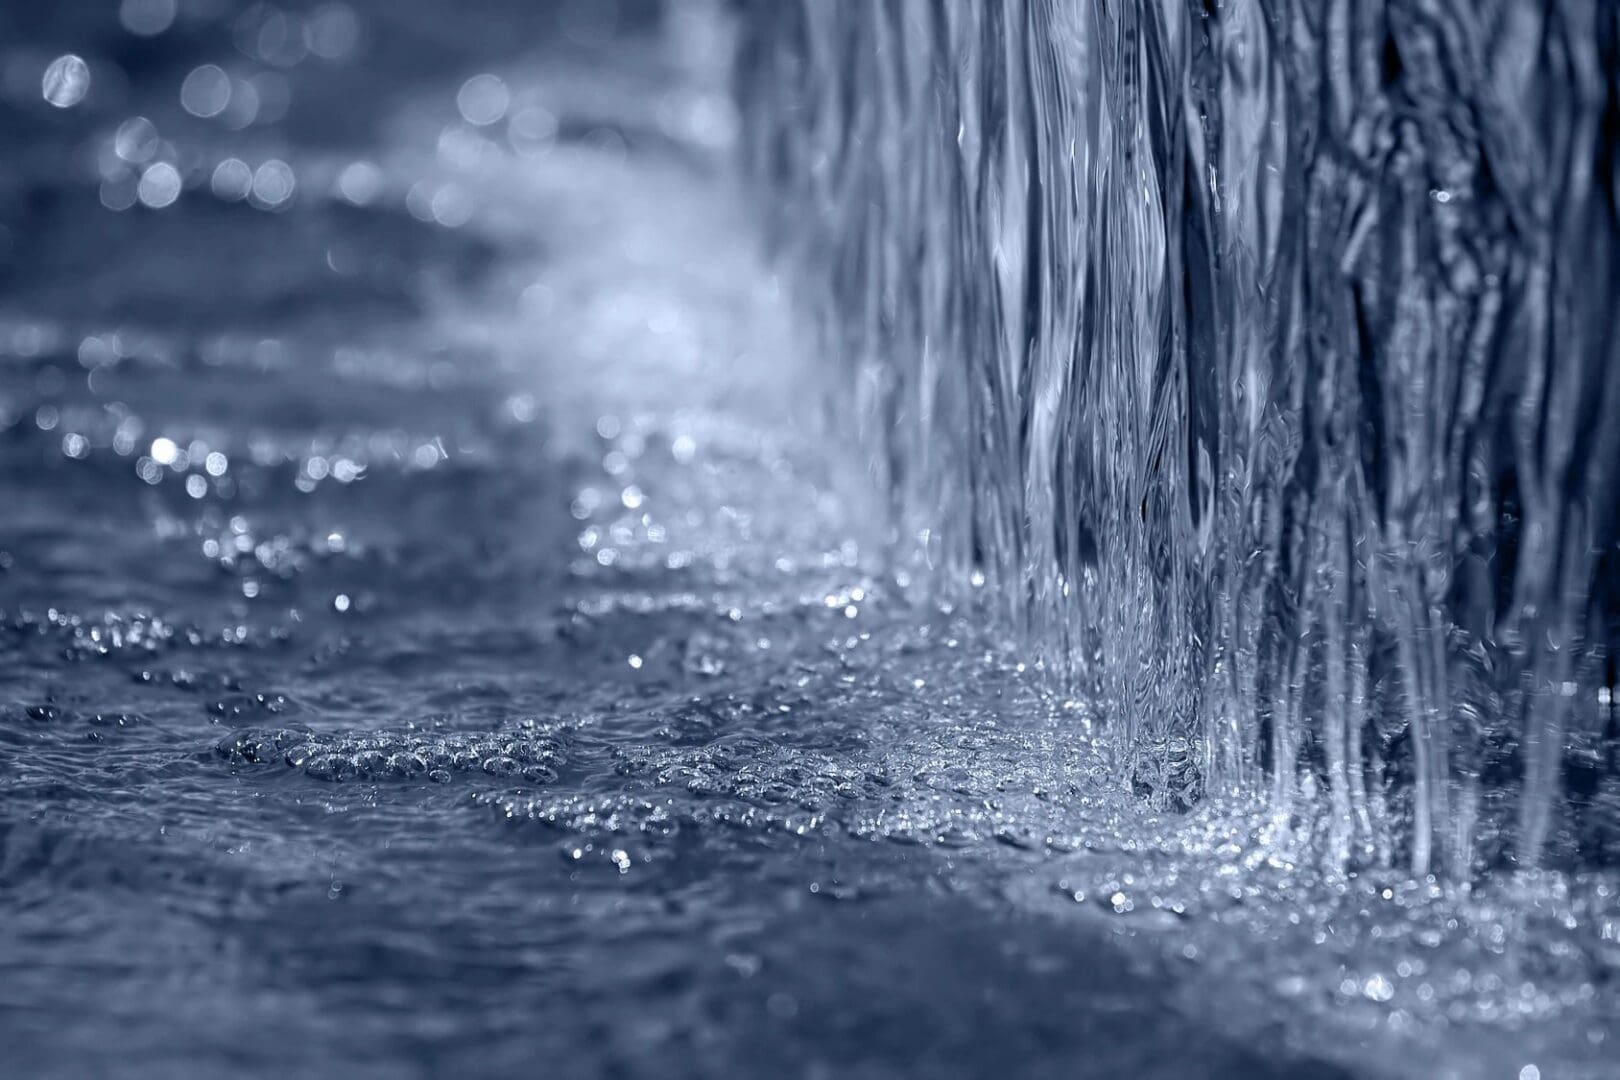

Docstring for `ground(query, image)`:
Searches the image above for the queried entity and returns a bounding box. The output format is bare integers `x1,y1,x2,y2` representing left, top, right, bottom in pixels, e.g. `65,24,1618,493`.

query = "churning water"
0,3,1616,1078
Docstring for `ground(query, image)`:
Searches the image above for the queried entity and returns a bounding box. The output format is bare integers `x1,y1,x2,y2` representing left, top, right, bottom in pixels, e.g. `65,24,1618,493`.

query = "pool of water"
1,5,1615,1078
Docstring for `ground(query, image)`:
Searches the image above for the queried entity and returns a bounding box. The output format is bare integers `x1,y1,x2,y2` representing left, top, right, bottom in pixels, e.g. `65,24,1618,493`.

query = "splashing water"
735,1,1620,882
2,2,1618,1076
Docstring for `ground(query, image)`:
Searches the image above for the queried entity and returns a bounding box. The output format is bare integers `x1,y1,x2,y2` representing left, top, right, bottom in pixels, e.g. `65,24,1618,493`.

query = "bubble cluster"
218,723,570,786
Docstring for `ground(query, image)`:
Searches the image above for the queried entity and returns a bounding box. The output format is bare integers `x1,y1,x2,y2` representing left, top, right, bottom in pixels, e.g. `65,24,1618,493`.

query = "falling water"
735,1,1620,880
4,2,1619,1073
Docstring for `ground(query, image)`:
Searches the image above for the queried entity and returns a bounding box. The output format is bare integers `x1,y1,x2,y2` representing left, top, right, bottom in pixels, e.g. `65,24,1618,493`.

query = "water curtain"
735,1,1620,879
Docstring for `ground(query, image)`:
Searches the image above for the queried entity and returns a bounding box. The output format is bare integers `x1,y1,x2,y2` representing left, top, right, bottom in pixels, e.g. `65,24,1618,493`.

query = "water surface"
1,4,1614,1078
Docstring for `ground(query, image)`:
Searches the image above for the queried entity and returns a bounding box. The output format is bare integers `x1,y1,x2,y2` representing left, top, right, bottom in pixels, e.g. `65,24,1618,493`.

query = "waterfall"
733,1,1620,879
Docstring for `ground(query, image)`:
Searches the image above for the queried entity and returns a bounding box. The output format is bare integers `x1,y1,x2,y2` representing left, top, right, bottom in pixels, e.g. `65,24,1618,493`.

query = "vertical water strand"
1019,0,1064,658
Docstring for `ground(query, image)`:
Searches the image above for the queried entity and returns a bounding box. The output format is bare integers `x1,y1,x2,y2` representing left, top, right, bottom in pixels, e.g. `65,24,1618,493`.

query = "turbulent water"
736,0,1620,883
1,2,1617,1078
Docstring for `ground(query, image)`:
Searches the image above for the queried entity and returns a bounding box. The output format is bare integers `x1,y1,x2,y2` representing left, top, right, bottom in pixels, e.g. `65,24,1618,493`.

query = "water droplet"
1362,973,1395,1003
137,163,182,210
457,73,510,127
41,55,91,109
305,3,361,61
430,184,473,228
114,117,161,164
99,179,133,213
181,65,232,119
211,158,254,201
150,438,179,466
249,160,296,210
507,104,558,155
336,160,381,206
120,0,177,37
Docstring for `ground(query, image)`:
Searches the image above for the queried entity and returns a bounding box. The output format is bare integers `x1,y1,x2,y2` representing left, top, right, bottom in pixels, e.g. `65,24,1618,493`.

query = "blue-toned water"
1,3,1616,1078
737,0,1620,878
